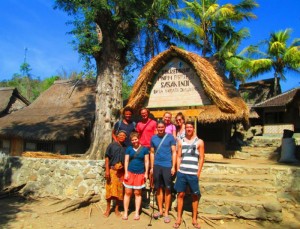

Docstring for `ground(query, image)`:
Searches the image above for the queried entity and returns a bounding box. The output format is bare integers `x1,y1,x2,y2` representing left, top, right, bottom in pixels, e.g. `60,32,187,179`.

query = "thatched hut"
126,46,249,154
0,87,30,117
253,87,300,134
0,80,95,155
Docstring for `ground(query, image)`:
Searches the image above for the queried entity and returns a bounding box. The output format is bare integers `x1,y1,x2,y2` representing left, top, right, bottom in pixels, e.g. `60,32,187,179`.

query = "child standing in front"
103,130,127,217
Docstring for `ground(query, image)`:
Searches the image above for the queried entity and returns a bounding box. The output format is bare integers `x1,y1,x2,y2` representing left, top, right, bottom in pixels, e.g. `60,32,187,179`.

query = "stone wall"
0,156,106,200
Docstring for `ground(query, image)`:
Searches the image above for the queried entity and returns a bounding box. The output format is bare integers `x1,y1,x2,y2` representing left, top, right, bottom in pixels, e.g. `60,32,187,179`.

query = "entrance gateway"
126,46,249,155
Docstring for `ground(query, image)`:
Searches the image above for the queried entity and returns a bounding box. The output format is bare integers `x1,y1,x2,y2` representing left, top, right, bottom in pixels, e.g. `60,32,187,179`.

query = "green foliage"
243,29,300,95
174,0,258,57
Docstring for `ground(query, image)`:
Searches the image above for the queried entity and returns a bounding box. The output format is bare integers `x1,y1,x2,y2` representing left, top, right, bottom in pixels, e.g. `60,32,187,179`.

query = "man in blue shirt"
150,121,176,224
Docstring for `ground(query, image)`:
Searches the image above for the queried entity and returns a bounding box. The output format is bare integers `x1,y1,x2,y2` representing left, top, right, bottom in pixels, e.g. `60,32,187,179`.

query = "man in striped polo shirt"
173,121,205,229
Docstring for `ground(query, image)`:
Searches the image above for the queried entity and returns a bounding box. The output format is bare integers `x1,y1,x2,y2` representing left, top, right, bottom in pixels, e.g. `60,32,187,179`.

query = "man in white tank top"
173,121,205,229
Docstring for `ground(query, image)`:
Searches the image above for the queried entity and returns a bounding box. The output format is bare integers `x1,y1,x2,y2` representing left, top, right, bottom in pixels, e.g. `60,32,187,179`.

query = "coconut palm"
173,0,258,57
244,29,300,95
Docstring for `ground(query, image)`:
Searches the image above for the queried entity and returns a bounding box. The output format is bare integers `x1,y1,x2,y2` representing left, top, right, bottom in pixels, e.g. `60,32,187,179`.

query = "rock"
203,205,218,214
230,206,242,215
78,184,88,197
263,201,282,212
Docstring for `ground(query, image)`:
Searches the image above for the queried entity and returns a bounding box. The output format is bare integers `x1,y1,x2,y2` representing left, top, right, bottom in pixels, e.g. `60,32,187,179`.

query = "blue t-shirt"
125,146,149,174
151,134,176,168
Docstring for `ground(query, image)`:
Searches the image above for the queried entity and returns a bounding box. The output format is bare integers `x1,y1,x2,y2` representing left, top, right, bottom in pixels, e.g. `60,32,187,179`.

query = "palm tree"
173,0,258,57
244,29,300,95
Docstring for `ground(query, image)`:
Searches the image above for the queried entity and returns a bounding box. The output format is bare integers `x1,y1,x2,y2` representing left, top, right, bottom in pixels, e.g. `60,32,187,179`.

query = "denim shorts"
174,171,201,196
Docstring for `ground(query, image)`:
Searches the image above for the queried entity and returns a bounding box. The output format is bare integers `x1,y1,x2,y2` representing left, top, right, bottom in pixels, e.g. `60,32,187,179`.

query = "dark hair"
139,107,150,115
123,106,133,115
175,112,185,122
156,120,165,126
185,120,194,127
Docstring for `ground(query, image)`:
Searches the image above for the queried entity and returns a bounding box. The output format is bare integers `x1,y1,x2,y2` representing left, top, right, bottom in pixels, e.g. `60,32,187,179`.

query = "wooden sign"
147,57,211,108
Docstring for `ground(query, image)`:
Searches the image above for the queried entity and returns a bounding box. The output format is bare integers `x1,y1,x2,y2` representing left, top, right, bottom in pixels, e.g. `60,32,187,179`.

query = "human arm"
171,144,177,176
176,140,182,172
105,157,110,182
149,147,155,175
197,139,205,179
124,154,130,180
112,122,119,142
144,153,149,180
172,125,177,139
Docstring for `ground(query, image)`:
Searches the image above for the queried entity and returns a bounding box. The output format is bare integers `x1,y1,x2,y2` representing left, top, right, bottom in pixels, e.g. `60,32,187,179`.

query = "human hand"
144,172,148,180
171,167,175,176
105,171,110,182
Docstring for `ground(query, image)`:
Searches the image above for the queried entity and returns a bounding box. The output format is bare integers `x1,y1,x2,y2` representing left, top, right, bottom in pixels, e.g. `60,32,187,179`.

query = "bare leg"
103,198,111,217
175,192,185,224
164,188,171,217
134,189,142,218
156,187,164,215
115,199,122,217
192,194,200,225
123,188,132,218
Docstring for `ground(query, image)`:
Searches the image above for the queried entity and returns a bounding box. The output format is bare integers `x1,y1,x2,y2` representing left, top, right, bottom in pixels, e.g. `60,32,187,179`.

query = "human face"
124,111,132,121
157,123,166,136
140,109,149,120
175,116,183,126
117,132,127,143
163,113,172,125
185,123,194,137
130,136,140,148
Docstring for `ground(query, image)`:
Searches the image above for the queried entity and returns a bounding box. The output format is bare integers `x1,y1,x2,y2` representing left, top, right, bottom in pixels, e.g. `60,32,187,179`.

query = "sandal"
122,216,128,220
192,222,201,229
134,215,140,220
153,212,162,219
173,222,181,228
164,216,171,223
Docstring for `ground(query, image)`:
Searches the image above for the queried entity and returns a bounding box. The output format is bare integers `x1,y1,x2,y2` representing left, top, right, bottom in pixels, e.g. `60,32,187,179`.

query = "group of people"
104,107,205,229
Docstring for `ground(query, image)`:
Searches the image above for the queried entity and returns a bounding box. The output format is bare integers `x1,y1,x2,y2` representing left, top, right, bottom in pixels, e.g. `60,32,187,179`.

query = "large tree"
244,29,300,95
55,0,177,159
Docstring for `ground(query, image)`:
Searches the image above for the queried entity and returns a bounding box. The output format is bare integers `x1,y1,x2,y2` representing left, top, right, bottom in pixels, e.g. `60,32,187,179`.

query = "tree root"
0,183,26,199
52,194,101,214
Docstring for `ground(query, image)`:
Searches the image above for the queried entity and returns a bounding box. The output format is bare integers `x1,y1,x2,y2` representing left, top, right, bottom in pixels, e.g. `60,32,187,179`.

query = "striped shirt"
179,138,199,175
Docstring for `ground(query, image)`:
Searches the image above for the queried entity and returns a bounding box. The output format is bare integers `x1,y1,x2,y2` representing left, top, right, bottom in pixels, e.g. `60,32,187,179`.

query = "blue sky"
0,0,299,92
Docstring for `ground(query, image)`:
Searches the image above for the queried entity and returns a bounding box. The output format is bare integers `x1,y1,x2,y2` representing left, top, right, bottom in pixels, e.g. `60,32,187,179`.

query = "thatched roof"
126,46,249,125
0,80,95,141
0,87,30,114
238,78,281,105
254,87,300,108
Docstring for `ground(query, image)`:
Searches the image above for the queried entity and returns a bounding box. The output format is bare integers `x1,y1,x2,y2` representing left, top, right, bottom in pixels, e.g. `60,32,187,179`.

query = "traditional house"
0,87,30,117
238,78,281,125
126,46,249,154
0,80,95,155
253,87,300,134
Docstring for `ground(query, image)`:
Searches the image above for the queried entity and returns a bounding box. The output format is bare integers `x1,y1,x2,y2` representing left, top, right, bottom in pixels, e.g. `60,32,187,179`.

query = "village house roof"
0,80,95,141
238,78,281,105
0,87,30,115
126,46,249,125
254,87,300,108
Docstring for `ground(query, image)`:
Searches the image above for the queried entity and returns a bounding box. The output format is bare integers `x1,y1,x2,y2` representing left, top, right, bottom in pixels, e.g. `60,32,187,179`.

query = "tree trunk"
85,50,124,160
274,73,280,96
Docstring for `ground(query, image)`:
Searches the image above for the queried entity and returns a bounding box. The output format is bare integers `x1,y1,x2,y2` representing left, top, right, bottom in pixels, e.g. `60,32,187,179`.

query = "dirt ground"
1,195,300,229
